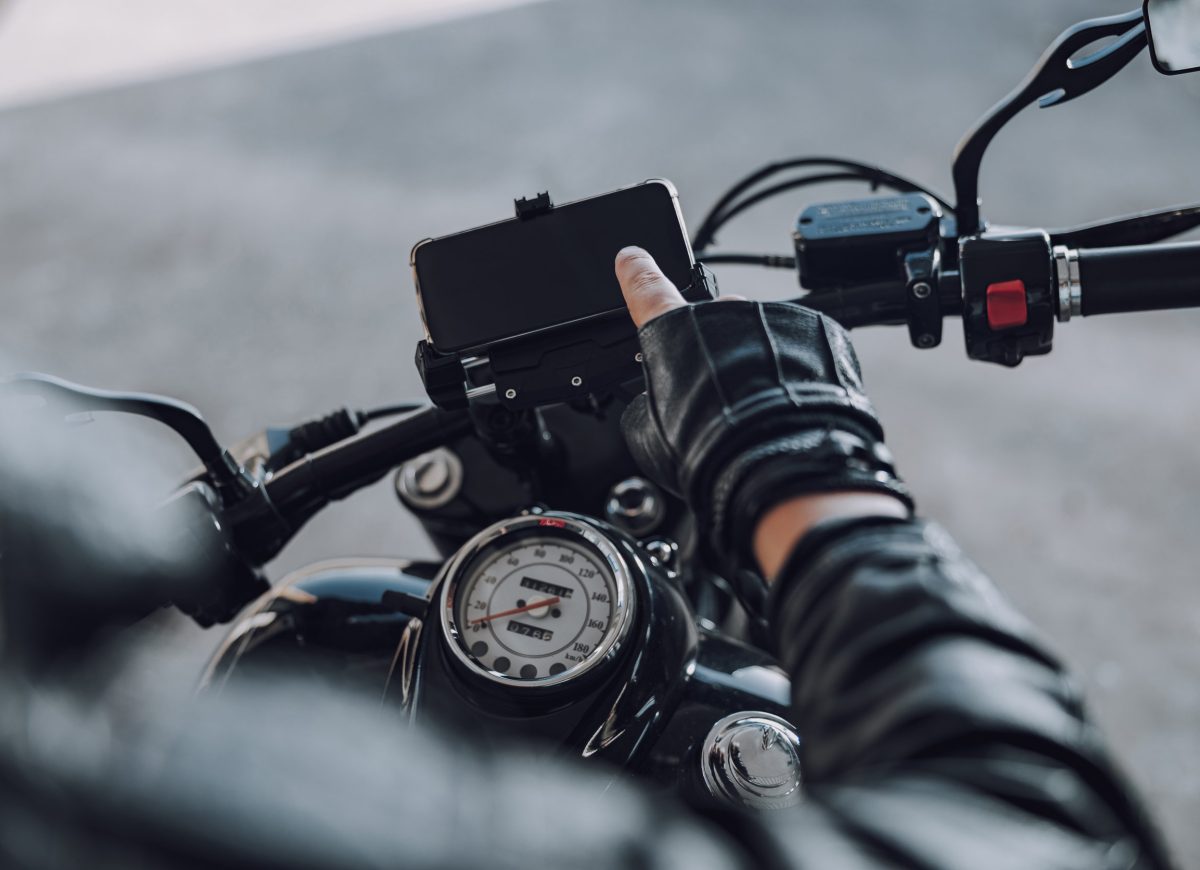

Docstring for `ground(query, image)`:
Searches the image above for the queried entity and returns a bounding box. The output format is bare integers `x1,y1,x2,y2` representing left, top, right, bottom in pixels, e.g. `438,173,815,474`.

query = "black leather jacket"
752,516,1173,869
0,517,1174,869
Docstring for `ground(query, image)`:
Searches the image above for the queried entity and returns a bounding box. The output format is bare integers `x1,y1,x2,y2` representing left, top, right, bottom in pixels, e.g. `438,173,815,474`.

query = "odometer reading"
519,577,573,599
506,620,553,641
451,533,619,682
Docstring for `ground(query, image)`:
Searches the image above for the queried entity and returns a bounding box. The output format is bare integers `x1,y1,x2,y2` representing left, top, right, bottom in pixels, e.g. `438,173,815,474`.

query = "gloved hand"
614,247,912,614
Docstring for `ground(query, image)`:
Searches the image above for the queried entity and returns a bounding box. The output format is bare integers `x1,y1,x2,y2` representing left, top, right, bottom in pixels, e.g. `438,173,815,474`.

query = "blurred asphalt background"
0,0,1197,863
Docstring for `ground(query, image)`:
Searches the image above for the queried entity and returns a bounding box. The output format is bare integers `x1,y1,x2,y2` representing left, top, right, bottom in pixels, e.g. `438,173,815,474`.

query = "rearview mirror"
1145,0,1200,73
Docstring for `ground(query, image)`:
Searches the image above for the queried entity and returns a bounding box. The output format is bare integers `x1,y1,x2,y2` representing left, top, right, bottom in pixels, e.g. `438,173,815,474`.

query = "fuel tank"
199,557,439,698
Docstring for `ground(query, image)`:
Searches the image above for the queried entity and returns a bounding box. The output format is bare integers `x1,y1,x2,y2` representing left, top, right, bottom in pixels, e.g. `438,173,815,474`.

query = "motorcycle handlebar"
791,239,1200,329
153,405,468,624
1078,240,1200,317
213,236,1200,566
261,405,471,553
789,282,910,328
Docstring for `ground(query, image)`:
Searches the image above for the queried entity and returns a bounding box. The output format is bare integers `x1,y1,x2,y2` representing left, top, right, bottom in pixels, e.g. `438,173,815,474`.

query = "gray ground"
1,0,1197,863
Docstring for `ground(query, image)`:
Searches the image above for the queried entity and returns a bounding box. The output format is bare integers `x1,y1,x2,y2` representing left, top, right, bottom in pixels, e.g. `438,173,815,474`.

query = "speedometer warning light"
439,515,635,689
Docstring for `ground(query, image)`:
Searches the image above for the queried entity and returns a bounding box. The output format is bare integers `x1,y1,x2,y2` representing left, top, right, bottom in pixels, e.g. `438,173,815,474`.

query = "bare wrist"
752,492,909,581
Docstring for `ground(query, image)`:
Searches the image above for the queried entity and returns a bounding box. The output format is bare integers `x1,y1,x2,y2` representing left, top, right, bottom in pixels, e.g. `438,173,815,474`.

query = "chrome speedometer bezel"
437,513,636,690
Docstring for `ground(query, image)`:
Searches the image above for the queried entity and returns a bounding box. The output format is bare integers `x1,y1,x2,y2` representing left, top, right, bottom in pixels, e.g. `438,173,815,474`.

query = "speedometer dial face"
440,517,635,688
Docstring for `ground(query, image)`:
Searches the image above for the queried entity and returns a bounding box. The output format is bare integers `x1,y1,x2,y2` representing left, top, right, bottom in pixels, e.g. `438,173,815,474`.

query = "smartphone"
412,179,701,354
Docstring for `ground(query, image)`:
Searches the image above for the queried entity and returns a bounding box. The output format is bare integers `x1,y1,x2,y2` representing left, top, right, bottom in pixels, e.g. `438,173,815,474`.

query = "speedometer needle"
470,596,561,626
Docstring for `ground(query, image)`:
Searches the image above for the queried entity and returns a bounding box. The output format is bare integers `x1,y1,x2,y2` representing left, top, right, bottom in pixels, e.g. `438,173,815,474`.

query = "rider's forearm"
758,518,1173,869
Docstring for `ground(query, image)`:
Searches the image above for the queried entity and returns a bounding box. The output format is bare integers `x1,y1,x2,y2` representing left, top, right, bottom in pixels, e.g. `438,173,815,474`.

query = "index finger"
614,246,686,328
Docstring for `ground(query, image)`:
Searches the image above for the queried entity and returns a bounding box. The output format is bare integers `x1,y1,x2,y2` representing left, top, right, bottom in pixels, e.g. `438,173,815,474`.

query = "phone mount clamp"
514,191,553,219
417,189,718,410
416,261,717,411
416,188,718,410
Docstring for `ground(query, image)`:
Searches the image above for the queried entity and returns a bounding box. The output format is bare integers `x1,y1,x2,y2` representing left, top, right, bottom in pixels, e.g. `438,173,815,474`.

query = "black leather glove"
622,299,912,614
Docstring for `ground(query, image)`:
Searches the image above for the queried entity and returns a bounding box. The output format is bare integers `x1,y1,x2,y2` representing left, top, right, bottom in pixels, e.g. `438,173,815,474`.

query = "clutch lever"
4,372,252,507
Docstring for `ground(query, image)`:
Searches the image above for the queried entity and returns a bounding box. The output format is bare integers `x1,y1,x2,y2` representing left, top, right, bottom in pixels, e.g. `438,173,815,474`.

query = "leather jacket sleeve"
725,516,1176,870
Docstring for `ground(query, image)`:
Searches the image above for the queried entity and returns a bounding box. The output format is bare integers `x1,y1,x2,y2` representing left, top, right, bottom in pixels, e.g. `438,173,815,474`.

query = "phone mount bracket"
951,8,1147,237
416,263,718,411
515,191,554,220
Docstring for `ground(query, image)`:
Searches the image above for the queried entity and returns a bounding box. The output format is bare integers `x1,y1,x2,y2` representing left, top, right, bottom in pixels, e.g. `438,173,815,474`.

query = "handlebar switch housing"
960,231,1055,366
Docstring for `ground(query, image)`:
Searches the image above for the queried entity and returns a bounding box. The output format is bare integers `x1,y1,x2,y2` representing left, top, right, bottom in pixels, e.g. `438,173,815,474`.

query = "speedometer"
438,514,636,688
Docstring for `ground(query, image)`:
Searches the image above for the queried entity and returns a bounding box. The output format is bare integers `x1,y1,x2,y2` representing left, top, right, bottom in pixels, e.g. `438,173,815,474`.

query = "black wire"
697,168,947,253
697,253,797,268
693,157,953,253
709,157,954,230
358,402,426,423
705,171,867,240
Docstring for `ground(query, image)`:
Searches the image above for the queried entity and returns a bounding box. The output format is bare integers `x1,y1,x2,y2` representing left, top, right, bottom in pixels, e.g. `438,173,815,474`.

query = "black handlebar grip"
1078,241,1200,317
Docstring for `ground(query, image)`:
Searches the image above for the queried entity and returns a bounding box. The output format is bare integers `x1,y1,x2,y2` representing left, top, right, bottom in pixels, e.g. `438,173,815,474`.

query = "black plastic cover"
794,193,941,290
416,264,718,411
415,341,469,410
490,263,718,410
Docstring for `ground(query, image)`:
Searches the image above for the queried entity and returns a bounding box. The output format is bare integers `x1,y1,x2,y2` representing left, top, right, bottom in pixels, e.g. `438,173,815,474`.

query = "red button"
986,279,1027,330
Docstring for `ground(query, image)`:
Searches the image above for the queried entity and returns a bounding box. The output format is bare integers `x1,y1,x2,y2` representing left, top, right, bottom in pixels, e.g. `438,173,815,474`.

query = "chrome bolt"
635,352,644,363
570,375,582,387
504,388,517,400
911,282,932,299
605,477,665,536
643,538,679,577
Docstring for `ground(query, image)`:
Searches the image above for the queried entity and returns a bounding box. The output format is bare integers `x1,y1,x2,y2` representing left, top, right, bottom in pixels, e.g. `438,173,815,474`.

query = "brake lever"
953,8,1148,237
1049,203,1200,248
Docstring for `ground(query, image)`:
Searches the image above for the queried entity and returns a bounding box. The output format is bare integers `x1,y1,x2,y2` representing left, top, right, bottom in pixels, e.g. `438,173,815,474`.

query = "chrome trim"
198,557,425,695
385,616,424,708
409,236,437,344
437,513,637,690
1053,245,1082,322
701,712,803,810
395,448,464,511
464,383,496,400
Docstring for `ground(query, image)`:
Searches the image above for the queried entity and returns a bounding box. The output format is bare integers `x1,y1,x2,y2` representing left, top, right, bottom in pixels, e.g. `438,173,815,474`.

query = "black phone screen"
413,181,695,353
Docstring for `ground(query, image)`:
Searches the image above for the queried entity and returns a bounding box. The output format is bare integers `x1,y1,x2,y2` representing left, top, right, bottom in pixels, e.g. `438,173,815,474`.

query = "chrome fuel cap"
701,712,803,810
395,448,463,511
